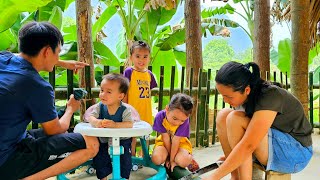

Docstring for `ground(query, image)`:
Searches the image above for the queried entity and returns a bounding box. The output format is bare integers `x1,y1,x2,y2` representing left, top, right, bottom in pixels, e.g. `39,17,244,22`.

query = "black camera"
57,89,88,118
74,89,88,100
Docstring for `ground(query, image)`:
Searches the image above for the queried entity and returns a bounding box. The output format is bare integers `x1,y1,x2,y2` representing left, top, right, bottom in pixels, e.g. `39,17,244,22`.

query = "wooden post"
75,0,95,120
185,0,203,140
253,0,270,80
291,0,310,116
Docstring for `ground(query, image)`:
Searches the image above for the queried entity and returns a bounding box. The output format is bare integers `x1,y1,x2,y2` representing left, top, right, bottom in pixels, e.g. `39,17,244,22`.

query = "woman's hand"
57,60,89,74
201,157,225,180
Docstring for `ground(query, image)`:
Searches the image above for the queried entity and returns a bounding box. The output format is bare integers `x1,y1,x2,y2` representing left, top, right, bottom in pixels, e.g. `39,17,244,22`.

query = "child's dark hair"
19,21,64,57
130,40,150,55
215,61,270,117
168,93,194,116
102,73,129,94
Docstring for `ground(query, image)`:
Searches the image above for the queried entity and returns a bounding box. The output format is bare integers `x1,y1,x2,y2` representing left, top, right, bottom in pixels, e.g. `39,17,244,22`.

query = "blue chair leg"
56,174,69,180
136,136,167,180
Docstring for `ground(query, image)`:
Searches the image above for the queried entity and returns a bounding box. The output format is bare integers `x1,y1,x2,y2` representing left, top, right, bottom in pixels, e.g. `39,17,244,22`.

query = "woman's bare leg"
216,108,239,180
226,111,268,179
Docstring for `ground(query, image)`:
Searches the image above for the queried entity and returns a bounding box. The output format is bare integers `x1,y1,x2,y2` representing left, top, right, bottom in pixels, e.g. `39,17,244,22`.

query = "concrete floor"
49,129,320,180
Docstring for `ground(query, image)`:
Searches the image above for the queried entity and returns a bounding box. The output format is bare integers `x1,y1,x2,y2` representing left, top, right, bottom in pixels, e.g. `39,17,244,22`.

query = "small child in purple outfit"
151,93,199,172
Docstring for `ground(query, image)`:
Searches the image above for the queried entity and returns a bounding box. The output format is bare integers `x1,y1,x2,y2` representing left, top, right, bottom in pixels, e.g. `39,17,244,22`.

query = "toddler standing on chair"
87,73,133,180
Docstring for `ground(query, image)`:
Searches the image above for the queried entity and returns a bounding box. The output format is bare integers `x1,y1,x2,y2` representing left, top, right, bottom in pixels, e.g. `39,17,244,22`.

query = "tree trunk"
184,0,202,145
253,0,270,80
291,0,310,116
76,0,95,120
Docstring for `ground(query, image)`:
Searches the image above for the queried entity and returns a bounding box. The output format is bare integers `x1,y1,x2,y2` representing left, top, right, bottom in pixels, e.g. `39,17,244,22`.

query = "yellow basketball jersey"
126,69,156,125
155,117,192,153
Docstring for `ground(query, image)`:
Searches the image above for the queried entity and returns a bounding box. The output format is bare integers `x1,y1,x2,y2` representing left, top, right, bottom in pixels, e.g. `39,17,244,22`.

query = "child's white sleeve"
122,107,133,122
83,103,100,122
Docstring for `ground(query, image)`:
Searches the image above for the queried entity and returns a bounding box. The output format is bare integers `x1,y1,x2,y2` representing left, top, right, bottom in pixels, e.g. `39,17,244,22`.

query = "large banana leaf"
48,6,63,29
201,3,240,32
65,0,74,10
271,39,318,78
201,3,235,18
155,16,239,51
139,8,162,42
93,42,120,67
309,43,320,85
0,13,26,51
111,0,125,7
202,18,239,28
0,29,17,51
59,42,78,60
55,69,79,87
139,2,178,41
155,26,185,51
201,18,239,38
173,49,186,67
62,25,77,42
37,0,65,22
313,66,320,87
116,29,127,59
308,43,320,65
133,0,147,10
272,38,291,76
158,4,178,25
152,46,178,88
0,0,52,32
233,0,249,3
92,5,117,41
20,12,37,25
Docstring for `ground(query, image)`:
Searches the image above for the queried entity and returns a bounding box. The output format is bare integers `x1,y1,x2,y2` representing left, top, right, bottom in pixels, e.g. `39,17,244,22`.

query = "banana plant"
0,0,72,51
109,0,178,65
271,38,319,79
0,0,76,86
99,0,241,88
202,0,254,41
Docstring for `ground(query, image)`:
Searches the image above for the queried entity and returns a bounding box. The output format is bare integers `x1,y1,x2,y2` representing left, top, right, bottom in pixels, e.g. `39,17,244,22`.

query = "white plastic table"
74,121,152,180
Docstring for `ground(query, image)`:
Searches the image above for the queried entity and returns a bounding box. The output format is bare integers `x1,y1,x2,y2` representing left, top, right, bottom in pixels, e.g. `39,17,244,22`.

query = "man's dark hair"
102,73,129,94
18,21,64,56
